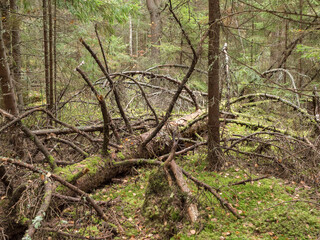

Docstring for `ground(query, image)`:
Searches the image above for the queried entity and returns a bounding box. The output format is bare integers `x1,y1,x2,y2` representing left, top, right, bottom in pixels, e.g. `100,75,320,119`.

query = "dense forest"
0,0,319,239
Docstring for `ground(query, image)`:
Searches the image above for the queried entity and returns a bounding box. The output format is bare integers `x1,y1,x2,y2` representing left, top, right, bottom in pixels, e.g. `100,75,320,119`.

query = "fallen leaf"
222,232,231,236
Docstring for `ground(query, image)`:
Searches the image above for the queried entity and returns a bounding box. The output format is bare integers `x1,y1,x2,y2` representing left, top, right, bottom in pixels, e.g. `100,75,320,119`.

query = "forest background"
0,0,320,239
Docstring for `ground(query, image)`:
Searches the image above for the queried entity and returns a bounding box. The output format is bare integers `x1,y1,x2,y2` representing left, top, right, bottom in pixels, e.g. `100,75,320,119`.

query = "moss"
142,168,185,238
54,155,107,191
116,152,126,160
19,216,30,225
54,156,104,178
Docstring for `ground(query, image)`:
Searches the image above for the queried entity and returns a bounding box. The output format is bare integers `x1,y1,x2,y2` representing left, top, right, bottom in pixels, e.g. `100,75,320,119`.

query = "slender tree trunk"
48,0,54,112
146,0,162,61
43,0,50,109
54,0,57,113
0,1,11,56
283,18,288,83
129,15,133,56
207,0,222,170
298,0,303,89
10,0,24,109
0,11,18,115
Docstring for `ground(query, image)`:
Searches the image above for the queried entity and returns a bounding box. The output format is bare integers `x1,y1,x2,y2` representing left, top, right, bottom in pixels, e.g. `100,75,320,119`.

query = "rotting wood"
23,177,53,239
169,160,199,222
0,156,120,234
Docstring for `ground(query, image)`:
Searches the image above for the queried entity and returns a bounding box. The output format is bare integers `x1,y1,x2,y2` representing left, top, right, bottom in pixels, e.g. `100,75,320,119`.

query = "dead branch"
145,64,208,75
0,106,101,146
0,165,12,196
48,136,88,158
159,141,206,161
52,193,118,206
95,24,110,73
31,124,104,135
229,175,269,186
169,160,199,222
80,38,133,134
181,169,243,219
76,67,111,156
0,108,57,170
111,71,199,109
117,74,159,124
139,22,206,149
0,156,118,233
124,80,195,104
230,93,319,126
23,177,53,239
0,107,42,133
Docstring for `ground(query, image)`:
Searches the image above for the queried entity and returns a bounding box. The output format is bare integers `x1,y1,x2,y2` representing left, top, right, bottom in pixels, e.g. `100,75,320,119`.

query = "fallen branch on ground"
23,177,53,239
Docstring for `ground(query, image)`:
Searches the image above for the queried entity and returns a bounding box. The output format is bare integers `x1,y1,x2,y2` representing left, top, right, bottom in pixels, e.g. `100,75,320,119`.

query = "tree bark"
48,0,54,112
146,0,162,61
0,11,18,115
10,0,24,109
43,0,50,110
207,0,222,170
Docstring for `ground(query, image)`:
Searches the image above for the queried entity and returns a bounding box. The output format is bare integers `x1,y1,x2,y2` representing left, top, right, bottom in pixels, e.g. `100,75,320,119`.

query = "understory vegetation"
0,0,320,239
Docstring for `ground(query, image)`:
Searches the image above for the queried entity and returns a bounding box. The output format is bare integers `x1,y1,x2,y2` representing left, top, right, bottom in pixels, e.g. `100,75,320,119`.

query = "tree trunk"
207,0,222,170
146,0,162,61
48,0,54,112
0,11,18,116
129,14,133,56
10,0,24,109
43,0,50,110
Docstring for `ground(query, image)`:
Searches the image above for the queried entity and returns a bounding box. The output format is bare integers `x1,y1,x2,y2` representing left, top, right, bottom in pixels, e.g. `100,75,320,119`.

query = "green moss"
169,153,320,240
19,216,30,225
116,151,126,160
54,155,107,191
55,156,103,177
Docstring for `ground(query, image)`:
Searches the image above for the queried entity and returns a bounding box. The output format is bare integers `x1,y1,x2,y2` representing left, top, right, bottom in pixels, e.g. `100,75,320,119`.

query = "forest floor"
52,148,320,240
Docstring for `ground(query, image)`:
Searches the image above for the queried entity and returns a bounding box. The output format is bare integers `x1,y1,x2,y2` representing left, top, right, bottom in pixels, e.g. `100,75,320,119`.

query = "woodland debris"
23,177,53,239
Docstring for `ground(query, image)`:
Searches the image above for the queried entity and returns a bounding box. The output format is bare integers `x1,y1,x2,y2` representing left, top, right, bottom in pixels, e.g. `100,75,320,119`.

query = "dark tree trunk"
207,0,222,170
146,0,162,61
0,11,18,115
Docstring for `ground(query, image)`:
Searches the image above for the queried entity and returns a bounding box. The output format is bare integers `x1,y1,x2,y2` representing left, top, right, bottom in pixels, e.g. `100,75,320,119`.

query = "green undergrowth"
83,151,320,240
172,153,320,240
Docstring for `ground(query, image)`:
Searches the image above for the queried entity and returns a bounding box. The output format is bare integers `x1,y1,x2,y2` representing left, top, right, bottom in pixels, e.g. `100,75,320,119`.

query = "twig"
229,175,269,186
